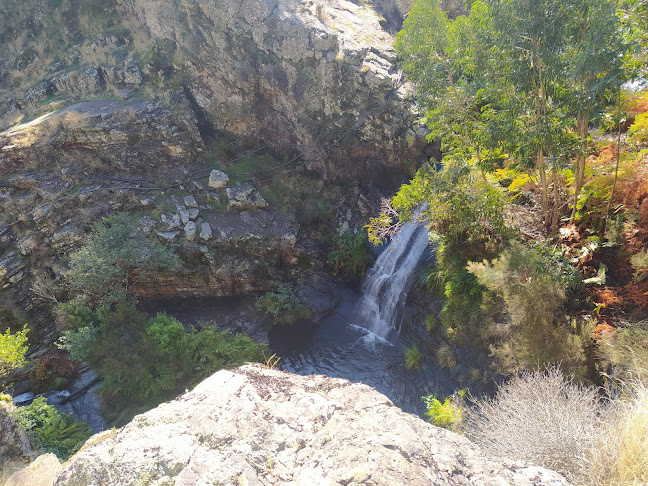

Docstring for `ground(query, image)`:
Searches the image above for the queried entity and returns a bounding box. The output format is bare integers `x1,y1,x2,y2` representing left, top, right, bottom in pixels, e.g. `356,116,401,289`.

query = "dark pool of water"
144,291,458,419
269,293,455,418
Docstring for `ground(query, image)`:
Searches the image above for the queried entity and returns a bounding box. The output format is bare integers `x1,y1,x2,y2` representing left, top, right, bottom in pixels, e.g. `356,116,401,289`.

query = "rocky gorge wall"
47,364,569,486
1,0,434,182
0,0,436,332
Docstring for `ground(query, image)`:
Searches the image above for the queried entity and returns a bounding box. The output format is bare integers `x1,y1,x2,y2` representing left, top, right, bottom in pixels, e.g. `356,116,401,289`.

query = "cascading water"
353,223,430,340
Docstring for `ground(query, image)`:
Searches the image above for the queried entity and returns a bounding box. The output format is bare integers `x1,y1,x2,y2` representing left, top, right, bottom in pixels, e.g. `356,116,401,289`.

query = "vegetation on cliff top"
385,0,648,482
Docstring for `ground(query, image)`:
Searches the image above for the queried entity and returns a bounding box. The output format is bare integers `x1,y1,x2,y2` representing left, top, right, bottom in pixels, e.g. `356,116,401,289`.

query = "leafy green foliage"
404,345,423,370
397,0,626,232
0,325,29,384
14,397,92,460
327,232,373,279
425,314,438,333
422,392,464,430
629,113,648,146
66,213,179,306
57,302,267,426
191,328,267,378
255,285,311,326
467,242,586,375
58,326,99,362
369,160,510,252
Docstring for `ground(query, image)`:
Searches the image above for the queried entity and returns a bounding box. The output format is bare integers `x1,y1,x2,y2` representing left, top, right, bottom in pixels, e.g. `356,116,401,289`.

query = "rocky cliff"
52,364,569,486
0,0,433,181
0,0,434,331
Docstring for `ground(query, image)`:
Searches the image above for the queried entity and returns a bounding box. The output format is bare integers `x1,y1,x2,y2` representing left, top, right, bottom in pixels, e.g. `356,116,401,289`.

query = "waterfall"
353,223,430,340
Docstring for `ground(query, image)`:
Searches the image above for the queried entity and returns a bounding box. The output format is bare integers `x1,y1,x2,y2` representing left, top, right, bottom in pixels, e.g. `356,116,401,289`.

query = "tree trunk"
605,89,622,233
570,112,589,223
552,165,560,235
537,149,550,234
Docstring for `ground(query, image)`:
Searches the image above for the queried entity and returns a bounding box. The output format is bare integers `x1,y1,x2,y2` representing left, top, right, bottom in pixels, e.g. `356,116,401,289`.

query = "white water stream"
353,223,430,340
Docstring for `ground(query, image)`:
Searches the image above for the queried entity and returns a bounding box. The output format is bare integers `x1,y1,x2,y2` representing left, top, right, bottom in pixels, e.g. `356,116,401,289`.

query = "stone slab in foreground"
54,364,569,486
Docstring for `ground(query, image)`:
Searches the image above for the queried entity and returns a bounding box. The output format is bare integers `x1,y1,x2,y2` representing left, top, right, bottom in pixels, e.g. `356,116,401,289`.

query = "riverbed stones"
226,182,268,210
184,221,196,241
199,222,212,241
138,215,157,233
208,169,229,188
183,195,198,208
161,213,180,230
179,207,199,225
53,365,569,486
155,230,178,242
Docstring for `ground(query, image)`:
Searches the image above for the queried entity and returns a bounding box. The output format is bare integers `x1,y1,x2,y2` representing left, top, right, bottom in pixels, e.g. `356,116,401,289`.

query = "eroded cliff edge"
52,364,569,486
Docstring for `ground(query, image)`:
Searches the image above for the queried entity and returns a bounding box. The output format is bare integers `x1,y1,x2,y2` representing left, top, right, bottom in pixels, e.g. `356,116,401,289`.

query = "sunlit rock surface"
54,365,569,486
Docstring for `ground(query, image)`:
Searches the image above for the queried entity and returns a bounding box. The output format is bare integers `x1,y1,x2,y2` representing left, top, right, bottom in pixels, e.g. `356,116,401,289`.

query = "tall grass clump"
465,368,602,482
586,376,648,485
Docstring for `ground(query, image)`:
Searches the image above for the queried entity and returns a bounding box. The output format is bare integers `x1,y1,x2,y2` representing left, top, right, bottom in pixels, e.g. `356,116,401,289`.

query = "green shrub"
0,325,29,384
57,326,99,362
422,392,464,430
404,345,423,370
628,112,648,146
14,397,92,460
65,213,179,306
191,328,267,378
64,302,268,426
467,242,586,376
327,232,373,279
425,314,438,333
255,285,311,326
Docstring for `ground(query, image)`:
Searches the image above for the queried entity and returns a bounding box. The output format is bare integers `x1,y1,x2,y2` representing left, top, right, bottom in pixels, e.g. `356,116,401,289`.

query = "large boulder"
4,453,61,486
54,365,569,485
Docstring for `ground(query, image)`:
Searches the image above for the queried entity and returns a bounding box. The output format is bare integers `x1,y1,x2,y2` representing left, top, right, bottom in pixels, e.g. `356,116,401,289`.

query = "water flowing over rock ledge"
53,364,569,486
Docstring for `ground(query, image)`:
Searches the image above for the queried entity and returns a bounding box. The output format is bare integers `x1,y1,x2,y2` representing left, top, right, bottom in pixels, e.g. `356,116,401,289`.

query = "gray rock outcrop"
113,0,431,180
0,401,35,475
0,100,204,177
5,453,61,486
227,182,268,210
54,365,569,486
208,170,229,188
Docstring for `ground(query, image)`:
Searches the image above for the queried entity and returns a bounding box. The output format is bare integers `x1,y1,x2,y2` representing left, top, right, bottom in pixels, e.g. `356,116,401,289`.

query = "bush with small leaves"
327,232,373,279
14,397,92,460
404,345,423,370
0,325,29,385
423,391,464,431
255,285,311,326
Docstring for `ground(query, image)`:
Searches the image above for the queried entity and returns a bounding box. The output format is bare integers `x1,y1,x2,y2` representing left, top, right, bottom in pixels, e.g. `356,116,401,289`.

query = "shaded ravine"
269,293,454,417
145,227,457,418
270,225,453,417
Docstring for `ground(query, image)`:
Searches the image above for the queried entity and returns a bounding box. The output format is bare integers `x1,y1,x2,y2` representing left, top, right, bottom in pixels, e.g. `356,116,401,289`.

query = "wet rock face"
116,0,430,180
54,365,569,486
